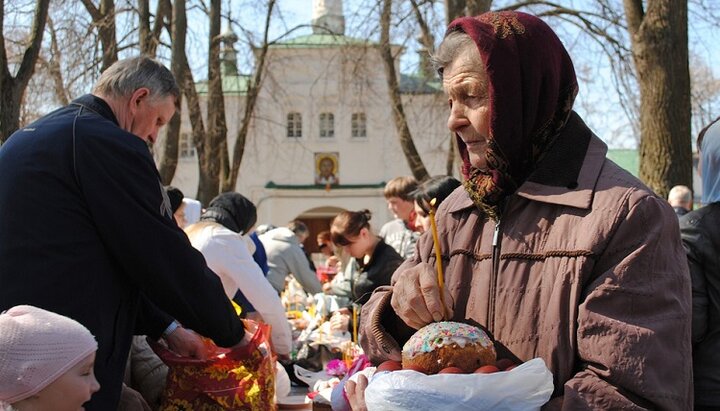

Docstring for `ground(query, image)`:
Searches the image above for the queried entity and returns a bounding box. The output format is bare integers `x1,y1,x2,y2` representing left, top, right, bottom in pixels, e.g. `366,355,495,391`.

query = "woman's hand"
390,262,454,329
346,374,369,411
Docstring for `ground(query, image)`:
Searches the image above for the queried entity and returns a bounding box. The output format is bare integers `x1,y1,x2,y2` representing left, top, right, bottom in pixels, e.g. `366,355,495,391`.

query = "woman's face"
340,227,372,259
413,201,430,233
19,352,100,411
443,48,491,169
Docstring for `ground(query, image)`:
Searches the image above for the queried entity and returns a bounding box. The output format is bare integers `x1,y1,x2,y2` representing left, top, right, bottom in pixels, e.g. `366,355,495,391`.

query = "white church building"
168,0,453,246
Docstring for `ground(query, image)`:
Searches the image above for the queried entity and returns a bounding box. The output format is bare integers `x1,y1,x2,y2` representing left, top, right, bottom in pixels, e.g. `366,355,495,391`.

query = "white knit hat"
0,305,97,403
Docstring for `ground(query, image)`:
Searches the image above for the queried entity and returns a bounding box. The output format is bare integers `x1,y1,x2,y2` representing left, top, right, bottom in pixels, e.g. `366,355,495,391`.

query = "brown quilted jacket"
360,134,692,410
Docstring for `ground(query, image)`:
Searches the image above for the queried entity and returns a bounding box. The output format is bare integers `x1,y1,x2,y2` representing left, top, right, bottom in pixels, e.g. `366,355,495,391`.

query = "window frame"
287,112,303,138
319,112,335,138
351,112,367,138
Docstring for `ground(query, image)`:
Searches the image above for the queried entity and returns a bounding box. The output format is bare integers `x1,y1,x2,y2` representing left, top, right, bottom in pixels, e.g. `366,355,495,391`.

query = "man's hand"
165,326,207,360
391,262,454,330
346,374,369,411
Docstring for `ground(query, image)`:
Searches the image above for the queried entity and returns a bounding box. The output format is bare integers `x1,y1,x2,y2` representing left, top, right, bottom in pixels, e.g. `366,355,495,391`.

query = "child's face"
386,196,415,221
34,352,100,410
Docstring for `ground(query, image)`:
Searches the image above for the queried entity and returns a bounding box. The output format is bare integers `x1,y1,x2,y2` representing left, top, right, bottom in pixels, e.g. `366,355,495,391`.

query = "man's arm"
560,195,692,410
134,294,173,339
289,246,322,294
74,125,244,347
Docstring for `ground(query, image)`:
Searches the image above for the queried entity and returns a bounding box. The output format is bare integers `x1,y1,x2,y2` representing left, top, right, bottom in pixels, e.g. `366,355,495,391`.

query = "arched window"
319,112,334,138
351,112,366,138
287,112,302,138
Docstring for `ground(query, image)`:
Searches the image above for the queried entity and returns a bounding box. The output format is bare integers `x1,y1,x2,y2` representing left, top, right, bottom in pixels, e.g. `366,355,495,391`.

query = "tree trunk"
380,0,429,182
99,0,118,71
197,0,229,205
409,0,435,78
138,0,168,56
624,0,691,198
80,0,118,72
224,0,276,192
466,0,492,16
181,58,210,204
445,0,465,24
0,0,50,142
138,0,151,53
46,17,69,106
157,0,183,184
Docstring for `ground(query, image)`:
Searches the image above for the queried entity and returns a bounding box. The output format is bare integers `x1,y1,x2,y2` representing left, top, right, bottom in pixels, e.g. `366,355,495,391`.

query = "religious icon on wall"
315,152,339,186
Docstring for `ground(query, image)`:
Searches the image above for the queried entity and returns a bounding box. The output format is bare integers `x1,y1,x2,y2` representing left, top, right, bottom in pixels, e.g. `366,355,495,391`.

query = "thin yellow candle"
352,304,358,343
428,198,447,319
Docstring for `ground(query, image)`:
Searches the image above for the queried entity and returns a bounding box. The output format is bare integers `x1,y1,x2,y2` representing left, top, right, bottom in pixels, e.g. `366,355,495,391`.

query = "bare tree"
380,0,430,181
0,0,51,142
158,0,182,184
43,16,70,106
623,0,692,197
197,0,230,204
80,0,118,72
138,0,169,56
223,0,277,192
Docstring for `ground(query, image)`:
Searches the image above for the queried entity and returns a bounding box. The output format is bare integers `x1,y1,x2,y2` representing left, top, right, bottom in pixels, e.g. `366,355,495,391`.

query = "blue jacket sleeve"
73,121,244,346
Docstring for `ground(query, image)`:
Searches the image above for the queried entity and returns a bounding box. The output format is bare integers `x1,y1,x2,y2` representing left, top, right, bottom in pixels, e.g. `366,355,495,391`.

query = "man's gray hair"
430,28,480,79
288,220,309,237
93,56,180,101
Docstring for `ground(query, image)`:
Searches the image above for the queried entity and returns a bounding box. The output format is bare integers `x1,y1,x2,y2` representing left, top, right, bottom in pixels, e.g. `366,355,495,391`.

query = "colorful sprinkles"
402,321,492,358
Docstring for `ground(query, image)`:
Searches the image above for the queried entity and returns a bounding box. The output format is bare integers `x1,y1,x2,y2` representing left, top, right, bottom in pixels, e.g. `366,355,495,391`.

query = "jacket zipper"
488,219,502,332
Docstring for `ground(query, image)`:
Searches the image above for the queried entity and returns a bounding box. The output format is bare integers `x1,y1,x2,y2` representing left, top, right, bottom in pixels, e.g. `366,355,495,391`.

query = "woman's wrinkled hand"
346,374,369,411
390,262,454,330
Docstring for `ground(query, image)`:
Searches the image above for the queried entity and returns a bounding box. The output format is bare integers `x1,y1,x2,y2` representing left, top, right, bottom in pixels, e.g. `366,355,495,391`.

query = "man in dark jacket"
681,117,720,410
0,57,246,410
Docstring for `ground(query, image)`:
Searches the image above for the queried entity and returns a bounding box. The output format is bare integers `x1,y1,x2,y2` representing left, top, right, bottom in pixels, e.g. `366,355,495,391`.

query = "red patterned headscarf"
447,12,578,220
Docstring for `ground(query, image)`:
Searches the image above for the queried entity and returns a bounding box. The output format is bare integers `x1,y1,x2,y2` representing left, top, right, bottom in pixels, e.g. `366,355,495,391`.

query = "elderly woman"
352,11,692,410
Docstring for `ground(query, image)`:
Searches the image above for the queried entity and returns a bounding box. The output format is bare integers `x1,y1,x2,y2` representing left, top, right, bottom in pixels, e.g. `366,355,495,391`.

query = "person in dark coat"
0,56,247,410
680,117,720,410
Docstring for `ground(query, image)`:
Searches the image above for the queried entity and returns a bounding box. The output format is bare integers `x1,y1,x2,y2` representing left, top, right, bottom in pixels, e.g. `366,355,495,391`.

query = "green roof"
607,149,639,177
272,33,373,48
400,74,442,94
196,75,251,95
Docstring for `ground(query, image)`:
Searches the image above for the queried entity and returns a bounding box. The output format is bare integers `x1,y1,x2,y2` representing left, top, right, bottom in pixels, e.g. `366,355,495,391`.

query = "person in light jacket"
260,222,323,295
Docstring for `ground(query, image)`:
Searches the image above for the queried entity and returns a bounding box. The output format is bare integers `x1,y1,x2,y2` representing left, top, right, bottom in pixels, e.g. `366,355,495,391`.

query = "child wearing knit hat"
0,305,100,411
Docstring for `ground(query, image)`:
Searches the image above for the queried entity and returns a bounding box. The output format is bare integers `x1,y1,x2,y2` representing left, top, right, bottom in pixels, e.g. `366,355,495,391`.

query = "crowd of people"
0,10,718,411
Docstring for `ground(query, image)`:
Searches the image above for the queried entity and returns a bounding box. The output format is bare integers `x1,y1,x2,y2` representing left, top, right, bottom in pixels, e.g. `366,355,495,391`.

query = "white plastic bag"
293,364,331,388
274,361,291,400
364,357,554,411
